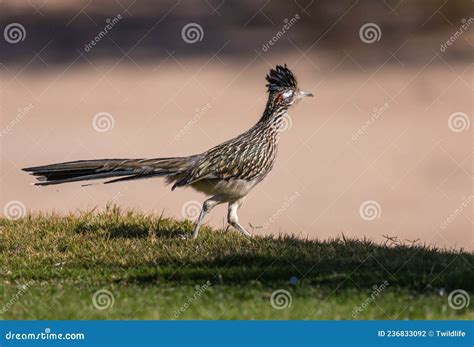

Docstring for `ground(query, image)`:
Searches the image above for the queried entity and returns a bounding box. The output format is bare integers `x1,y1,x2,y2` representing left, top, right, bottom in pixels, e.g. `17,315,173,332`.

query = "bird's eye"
282,90,293,100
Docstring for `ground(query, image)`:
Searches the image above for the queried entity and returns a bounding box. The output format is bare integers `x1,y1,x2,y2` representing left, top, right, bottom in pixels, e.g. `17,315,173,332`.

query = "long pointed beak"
298,90,314,98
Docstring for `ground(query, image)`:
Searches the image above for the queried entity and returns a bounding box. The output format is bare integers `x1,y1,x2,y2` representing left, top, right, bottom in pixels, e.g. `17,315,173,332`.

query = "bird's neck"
255,99,290,134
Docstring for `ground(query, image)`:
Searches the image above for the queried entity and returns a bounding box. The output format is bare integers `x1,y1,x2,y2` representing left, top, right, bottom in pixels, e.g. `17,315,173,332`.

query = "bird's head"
265,64,313,107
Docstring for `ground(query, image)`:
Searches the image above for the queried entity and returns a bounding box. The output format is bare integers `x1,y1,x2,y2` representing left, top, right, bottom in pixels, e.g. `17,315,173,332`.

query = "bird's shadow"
70,215,473,292
105,225,182,239
72,212,191,240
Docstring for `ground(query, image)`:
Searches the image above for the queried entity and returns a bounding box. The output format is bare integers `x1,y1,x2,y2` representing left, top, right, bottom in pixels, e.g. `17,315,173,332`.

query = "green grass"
0,207,472,320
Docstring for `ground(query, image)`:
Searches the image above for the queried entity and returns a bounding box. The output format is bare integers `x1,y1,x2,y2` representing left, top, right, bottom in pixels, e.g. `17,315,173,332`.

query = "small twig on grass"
405,238,420,247
341,232,347,244
382,234,401,247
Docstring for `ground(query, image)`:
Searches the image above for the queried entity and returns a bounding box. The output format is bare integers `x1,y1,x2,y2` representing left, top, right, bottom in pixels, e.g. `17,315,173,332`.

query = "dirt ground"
1,56,472,250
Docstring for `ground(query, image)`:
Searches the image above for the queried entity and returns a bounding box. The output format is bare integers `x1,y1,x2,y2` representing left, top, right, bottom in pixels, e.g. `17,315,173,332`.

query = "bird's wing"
172,138,273,189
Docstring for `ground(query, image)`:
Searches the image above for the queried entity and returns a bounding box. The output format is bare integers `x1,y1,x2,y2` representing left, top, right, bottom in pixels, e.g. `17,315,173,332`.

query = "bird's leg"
192,196,223,239
227,199,252,237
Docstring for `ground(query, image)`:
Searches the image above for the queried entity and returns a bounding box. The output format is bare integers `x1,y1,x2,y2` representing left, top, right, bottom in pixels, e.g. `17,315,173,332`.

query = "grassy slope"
0,208,472,320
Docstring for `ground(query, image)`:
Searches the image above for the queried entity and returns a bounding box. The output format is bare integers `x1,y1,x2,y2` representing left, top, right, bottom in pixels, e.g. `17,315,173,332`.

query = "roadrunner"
23,65,313,238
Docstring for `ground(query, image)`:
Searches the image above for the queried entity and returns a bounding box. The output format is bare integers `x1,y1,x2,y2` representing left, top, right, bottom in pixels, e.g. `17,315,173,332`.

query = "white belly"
190,178,260,201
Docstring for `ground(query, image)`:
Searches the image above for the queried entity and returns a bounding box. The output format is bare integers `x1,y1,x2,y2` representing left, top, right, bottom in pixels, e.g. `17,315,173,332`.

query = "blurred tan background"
1,0,472,250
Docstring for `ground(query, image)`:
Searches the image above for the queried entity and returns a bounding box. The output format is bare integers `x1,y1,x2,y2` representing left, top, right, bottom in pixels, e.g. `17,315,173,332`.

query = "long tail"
23,157,195,186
